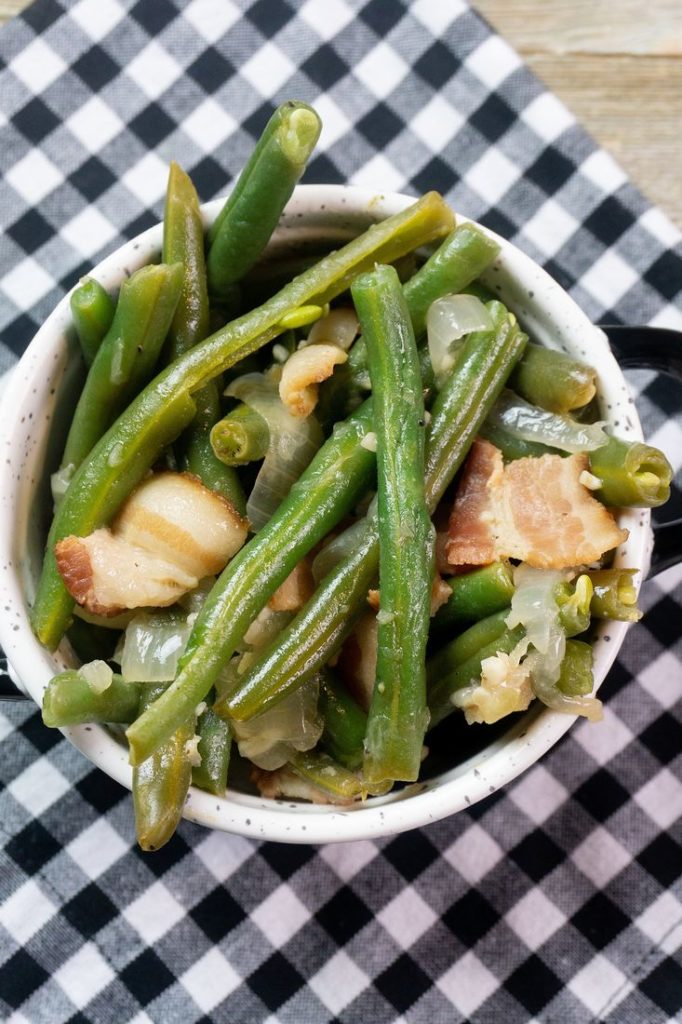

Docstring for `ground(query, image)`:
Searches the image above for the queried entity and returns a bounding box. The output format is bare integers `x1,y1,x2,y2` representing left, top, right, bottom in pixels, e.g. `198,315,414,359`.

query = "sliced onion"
427,294,493,385
232,676,323,770
226,371,323,530
487,389,607,453
119,609,193,682
79,660,113,693
306,307,359,351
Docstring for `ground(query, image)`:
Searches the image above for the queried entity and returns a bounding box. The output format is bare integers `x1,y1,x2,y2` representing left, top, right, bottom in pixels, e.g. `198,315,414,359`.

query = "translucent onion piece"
306,307,359,351
525,649,603,721
488,389,607,453
226,372,323,530
232,677,323,770
119,609,193,683
79,660,113,694
427,294,493,385
51,463,75,506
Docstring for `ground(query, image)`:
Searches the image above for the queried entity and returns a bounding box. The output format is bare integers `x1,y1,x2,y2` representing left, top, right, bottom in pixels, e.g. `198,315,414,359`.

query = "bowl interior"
0,185,652,843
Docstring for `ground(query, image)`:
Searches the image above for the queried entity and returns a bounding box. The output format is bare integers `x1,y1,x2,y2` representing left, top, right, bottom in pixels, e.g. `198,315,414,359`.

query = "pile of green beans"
33,99,669,851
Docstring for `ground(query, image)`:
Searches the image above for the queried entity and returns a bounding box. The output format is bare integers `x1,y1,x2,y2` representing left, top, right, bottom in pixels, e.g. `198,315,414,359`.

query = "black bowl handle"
600,325,682,577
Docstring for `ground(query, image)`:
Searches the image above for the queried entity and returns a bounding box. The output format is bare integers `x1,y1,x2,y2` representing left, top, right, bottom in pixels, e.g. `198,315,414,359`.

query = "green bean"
589,568,642,621
133,683,194,852
70,278,115,367
509,342,596,413
428,618,525,727
557,640,594,696
191,706,231,795
433,562,515,633
60,263,184,474
318,671,368,771
163,161,246,514
288,750,392,800
207,102,322,297
32,391,197,648
223,303,526,726
42,670,140,727
352,264,433,784
34,192,454,651
555,575,593,636
210,403,270,466
589,435,672,508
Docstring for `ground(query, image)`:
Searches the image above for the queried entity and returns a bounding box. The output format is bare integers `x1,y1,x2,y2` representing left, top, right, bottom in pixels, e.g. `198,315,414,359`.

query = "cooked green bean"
589,568,642,621
555,575,593,636
34,192,454,651
557,640,594,696
207,102,321,297
288,750,392,800
133,682,194,852
163,161,246,514
433,562,515,633
42,670,140,727
353,264,433,784
223,303,526,726
210,403,270,466
191,706,231,795
509,342,596,413
319,671,368,771
589,435,672,508
70,278,115,367
60,263,184,474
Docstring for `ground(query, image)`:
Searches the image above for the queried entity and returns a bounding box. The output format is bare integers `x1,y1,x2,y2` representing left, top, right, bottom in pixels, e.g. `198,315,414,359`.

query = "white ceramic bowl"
0,185,651,844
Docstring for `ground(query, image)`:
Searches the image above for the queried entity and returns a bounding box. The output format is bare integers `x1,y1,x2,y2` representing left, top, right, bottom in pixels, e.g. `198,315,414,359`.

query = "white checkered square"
180,948,241,1013
0,879,56,944
466,36,521,90
67,96,124,151
70,0,125,41
251,884,310,947
568,954,632,1016
241,43,295,96
7,756,69,816
320,840,378,882
183,98,237,151
636,892,682,946
54,943,115,1009
309,951,369,1015
183,0,240,43
122,152,169,206
464,147,520,205
312,93,351,149
350,153,405,192
299,0,354,41
377,888,438,949
580,150,628,193
509,765,569,825
66,819,129,879
572,826,631,888
411,0,467,35
505,888,566,950
521,198,579,256
123,880,185,944
411,95,464,152
193,832,254,881
6,150,63,204
521,92,575,143
573,706,634,766
61,207,118,259
635,769,682,830
126,42,182,100
443,823,504,884
11,38,66,92
581,249,639,309
354,42,408,100
649,302,682,330
437,951,498,1017
639,207,682,248
638,652,682,709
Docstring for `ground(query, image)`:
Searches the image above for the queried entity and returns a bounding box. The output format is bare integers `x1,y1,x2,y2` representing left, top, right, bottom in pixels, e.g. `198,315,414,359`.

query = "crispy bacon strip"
446,438,628,569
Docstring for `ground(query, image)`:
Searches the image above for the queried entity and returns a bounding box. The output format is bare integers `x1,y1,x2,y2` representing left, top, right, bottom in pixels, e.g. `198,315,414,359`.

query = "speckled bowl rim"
0,185,652,844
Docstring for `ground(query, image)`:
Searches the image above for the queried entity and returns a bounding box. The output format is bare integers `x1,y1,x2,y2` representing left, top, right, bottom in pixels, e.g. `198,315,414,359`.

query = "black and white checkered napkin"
1,1,681,1021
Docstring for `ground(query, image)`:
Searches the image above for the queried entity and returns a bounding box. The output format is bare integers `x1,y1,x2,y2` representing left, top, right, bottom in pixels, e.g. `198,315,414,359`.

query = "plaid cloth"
1,1,681,1021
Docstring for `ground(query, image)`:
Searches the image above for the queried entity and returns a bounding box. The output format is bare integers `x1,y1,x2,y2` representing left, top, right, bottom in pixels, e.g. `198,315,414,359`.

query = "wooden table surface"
1,0,680,229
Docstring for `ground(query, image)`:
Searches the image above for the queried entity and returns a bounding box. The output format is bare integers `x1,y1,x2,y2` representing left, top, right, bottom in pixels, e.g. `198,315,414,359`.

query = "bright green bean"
319,671,368,771
557,640,594,696
210,403,270,465
589,568,642,621
433,562,515,633
509,342,596,413
42,670,140,727
589,435,672,508
191,706,231,795
288,750,392,800
70,278,115,367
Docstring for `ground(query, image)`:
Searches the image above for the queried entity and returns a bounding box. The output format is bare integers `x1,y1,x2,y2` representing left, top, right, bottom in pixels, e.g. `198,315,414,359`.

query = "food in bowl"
14,101,672,850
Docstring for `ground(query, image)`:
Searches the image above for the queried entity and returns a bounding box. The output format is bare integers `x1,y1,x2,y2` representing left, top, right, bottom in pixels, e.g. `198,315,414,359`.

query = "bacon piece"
446,439,628,569
279,343,347,418
268,558,315,612
367,574,452,617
